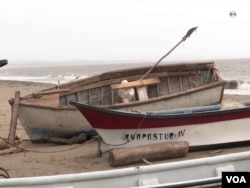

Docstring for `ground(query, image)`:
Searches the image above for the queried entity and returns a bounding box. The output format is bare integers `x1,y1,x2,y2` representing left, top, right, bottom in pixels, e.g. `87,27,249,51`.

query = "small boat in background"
18,62,226,142
70,100,250,150
0,59,7,68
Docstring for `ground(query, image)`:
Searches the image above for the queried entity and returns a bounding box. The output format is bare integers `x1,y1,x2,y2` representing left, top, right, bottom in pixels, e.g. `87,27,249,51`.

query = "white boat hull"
96,117,250,149
18,106,95,141
0,151,250,187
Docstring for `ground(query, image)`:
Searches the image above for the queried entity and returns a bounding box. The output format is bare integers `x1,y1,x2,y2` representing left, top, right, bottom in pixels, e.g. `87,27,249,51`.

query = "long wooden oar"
140,26,198,80
111,27,198,101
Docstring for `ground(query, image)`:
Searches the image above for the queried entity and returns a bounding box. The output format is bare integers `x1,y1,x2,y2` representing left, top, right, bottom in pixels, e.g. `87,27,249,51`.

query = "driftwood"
0,147,23,155
109,141,189,167
48,134,87,145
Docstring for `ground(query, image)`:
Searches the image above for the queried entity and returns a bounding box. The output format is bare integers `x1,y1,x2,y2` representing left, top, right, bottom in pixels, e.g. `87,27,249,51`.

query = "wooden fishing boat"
0,59,7,68
70,100,250,149
1,150,250,187
18,61,226,142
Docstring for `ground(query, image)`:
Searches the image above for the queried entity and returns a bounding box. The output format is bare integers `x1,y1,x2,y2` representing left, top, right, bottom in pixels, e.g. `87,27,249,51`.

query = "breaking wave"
0,74,87,84
224,80,250,95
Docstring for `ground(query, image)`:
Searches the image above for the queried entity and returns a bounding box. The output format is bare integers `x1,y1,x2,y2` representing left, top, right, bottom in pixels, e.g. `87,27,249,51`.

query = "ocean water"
0,61,145,84
1,59,250,95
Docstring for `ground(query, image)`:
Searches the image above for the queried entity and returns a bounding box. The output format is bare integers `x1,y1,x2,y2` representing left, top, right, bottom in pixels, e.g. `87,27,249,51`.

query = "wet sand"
0,80,250,178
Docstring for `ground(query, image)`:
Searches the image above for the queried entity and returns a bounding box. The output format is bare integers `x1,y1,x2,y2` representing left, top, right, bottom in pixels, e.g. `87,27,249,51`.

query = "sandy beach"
1,80,250,178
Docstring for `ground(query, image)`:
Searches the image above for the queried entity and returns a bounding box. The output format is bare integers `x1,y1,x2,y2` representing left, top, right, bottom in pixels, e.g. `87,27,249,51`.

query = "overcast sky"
0,0,249,63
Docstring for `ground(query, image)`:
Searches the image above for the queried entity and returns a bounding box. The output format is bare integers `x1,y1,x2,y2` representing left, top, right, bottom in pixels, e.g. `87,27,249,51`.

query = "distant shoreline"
4,57,250,68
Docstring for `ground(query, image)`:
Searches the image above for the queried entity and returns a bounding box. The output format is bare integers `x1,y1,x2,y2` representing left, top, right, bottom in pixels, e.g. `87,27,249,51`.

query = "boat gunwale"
19,80,226,110
58,61,220,90
69,100,250,120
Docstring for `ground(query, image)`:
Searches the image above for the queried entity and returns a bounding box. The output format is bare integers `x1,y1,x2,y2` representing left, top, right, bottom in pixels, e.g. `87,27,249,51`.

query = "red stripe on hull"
77,105,250,129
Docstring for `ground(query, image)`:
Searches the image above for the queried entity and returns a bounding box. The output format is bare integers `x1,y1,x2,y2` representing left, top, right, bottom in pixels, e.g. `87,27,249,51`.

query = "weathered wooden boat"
1,150,250,187
0,59,7,68
70,100,250,149
18,62,226,142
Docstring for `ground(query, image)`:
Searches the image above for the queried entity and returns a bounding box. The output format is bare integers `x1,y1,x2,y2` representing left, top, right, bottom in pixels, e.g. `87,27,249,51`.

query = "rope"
0,136,98,154
0,167,10,179
101,113,147,147
0,113,147,152
0,137,99,179
22,136,99,153
205,64,212,84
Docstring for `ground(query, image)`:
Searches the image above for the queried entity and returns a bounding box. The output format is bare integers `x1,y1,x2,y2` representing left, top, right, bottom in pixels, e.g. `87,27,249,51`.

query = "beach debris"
208,150,223,156
109,141,189,167
0,167,10,178
0,137,9,150
96,137,102,157
0,147,23,155
0,137,23,155
142,158,153,165
48,133,87,145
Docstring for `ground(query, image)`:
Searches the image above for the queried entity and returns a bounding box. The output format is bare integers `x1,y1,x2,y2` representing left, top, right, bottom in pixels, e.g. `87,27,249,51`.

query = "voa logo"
226,176,246,184
222,172,249,187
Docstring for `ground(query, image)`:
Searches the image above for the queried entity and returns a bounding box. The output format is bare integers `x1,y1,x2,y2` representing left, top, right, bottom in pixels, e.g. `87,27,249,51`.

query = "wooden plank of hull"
17,105,95,141
21,93,60,106
36,89,70,95
108,84,224,110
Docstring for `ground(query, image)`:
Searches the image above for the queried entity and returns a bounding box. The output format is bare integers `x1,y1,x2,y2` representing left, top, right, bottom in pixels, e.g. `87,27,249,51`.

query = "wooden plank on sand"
109,141,189,167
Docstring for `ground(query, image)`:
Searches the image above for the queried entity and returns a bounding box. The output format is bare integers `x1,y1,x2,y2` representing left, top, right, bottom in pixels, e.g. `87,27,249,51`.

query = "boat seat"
111,78,161,101
111,78,161,90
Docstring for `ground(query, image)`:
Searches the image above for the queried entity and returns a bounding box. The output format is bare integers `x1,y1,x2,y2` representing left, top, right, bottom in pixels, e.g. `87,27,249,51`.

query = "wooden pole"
109,141,189,167
8,91,20,144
